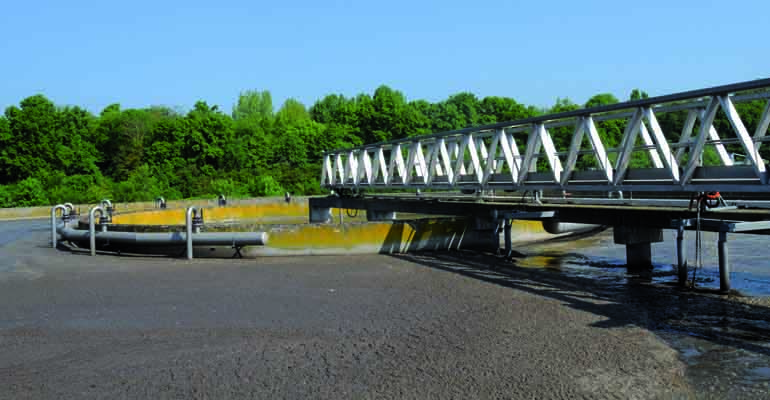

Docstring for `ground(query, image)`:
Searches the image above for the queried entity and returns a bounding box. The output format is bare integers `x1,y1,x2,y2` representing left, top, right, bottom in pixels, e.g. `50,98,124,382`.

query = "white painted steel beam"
644,108,679,182
755,100,770,153
719,96,766,181
682,97,720,184
613,109,643,185
675,109,698,162
584,117,613,183
639,123,663,168
537,124,563,183
321,80,770,194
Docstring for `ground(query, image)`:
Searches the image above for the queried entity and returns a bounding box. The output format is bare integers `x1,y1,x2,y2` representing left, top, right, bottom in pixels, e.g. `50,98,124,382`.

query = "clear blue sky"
1,0,767,114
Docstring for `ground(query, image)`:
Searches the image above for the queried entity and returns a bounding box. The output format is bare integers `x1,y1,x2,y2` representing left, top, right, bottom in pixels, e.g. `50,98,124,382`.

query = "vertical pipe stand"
503,218,512,258
51,205,67,248
186,206,199,260
718,231,730,293
89,206,105,256
676,223,687,287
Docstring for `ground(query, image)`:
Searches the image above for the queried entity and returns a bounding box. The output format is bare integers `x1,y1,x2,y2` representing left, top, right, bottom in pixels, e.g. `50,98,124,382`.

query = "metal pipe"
542,220,602,234
58,227,267,247
718,231,730,292
676,224,687,287
51,204,67,248
503,218,512,258
63,203,75,215
89,206,105,256
186,206,198,260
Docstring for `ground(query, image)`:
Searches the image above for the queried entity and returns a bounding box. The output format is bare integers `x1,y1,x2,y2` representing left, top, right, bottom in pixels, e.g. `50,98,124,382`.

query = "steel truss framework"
321,79,770,194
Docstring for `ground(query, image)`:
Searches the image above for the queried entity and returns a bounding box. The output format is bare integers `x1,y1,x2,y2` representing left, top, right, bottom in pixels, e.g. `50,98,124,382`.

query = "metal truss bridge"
321,79,770,196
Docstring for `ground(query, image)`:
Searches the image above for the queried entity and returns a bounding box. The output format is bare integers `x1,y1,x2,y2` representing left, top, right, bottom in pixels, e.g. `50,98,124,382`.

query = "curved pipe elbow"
51,205,68,248
542,220,603,235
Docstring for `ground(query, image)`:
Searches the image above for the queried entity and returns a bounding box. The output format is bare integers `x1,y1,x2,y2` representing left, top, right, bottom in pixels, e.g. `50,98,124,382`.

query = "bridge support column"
474,217,501,253
718,231,730,293
366,209,397,222
613,226,663,270
626,243,652,269
503,219,512,258
309,206,333,223
676,224,688,287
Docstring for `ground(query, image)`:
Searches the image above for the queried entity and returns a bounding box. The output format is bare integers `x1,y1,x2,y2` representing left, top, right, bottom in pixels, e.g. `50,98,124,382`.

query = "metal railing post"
321,79,770,195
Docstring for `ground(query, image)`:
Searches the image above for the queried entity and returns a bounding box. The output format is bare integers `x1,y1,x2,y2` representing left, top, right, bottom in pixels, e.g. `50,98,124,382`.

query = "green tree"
2,95,59,181
233,90,273,121
273,119,325,166
249,175,284,197
12,177,48,206
584,93,619,109
210,178,248,198
310,94,358,125
232,116,273,170
112,164,164,202
479,96,539,124
443,92,481,128
55,106,100,176
184,101,234,170
0,116,11,183
98,108,155,178
275,98,310,124
0,184,12,208
357,85,409,142
47,173,112,205
630,89,649,101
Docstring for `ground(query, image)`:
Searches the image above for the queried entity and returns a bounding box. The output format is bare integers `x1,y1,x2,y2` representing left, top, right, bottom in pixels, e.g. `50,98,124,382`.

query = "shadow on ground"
390,250,770,357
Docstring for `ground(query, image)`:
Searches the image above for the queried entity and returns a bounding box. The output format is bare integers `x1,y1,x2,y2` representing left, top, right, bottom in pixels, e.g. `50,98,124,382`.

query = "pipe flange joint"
99,213,112,226
192,210,204,229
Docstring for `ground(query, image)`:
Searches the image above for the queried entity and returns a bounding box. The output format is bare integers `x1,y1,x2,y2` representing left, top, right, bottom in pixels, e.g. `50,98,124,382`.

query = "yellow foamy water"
112,202,308,225
106,199,552,254
264,219,467,249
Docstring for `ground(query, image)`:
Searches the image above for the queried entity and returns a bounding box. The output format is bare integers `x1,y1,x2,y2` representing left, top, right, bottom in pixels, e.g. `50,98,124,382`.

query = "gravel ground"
1,222,764,399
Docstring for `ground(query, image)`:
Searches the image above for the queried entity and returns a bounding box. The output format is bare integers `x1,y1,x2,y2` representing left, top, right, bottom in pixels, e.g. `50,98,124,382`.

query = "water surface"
515,228,770,296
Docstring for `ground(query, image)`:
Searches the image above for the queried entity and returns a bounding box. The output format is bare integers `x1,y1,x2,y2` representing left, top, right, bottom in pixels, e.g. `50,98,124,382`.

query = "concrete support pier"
474,217,502,253
718,231,730,293
366,209,397,222
626,243,653,268
613,226,663,270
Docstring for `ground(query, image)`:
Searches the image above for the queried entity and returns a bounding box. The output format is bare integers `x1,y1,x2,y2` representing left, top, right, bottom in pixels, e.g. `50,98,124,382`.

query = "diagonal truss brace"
321,79,770,193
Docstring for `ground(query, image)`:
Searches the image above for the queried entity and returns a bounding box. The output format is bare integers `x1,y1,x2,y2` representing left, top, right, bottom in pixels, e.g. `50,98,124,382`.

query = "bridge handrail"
322,78,770,194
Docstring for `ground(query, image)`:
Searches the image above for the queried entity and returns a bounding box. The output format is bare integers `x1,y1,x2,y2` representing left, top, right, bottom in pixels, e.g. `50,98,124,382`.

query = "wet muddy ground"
1,221,769,398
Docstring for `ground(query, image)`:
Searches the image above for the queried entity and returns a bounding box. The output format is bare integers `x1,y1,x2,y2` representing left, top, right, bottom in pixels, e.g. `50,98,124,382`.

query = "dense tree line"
0,86,766,207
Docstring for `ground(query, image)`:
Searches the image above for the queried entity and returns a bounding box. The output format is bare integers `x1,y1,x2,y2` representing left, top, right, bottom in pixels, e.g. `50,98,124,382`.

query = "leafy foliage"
0,184,12,208
1,84,768,208
11,177,48,207
249,175,284,197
